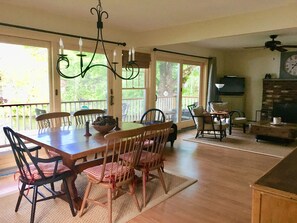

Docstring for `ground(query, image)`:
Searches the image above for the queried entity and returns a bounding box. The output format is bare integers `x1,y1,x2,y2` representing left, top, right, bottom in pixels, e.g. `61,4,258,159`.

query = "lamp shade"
215,83,225,89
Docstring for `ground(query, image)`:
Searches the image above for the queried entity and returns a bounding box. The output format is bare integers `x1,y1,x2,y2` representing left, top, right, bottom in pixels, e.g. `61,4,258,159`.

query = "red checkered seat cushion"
83,162,132,183
138,151,161,166
21,162,70,181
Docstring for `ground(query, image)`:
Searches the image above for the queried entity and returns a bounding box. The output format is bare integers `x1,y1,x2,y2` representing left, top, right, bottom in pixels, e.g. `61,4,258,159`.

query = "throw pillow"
193,106,204,116
203,111,212,123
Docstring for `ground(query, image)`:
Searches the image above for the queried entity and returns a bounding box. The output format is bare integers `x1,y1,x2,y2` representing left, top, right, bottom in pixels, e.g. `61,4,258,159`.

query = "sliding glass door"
181,63,200,121
155,61,179,122
0,37,50,146
155,59,202,125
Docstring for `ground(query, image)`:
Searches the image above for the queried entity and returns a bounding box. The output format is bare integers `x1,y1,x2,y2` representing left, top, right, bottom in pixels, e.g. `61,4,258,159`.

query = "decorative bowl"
92,115,117,135
92,124,115,135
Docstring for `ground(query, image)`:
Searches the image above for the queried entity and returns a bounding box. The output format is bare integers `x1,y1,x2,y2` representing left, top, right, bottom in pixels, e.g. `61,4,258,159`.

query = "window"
121,50,150,122
0,42,49,105
0,38,50,146
60,50,108,113
122,68,147,122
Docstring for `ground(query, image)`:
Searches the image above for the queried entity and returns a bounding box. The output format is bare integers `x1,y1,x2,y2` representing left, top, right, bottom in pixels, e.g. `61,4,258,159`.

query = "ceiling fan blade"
281,45,297,48
275,46,287,52
243,46,265,49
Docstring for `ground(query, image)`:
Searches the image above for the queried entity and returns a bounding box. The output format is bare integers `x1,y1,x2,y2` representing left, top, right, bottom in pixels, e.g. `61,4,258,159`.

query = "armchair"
3,126,76,223
209,101,247,135
187,104,228,141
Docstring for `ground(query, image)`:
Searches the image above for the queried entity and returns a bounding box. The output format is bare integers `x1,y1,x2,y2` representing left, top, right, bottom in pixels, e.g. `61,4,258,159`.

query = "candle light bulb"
59,38,64,48
113,50,116,62
59,38,64,54
132,47,135,61
79,38,83,54
128,49,131,62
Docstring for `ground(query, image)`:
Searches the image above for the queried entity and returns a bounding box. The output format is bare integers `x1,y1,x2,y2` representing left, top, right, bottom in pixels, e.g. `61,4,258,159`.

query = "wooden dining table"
16,122,143,210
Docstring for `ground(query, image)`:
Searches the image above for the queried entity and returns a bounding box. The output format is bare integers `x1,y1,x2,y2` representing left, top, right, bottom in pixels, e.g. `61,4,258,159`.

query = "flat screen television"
219,76,245,95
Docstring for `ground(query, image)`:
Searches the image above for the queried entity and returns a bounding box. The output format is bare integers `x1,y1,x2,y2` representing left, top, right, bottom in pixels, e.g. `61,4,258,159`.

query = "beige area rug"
0,171,196,223
184,129,297,158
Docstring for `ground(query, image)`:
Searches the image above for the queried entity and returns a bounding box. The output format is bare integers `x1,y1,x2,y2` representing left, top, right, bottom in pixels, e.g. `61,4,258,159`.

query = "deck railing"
0,96,197,147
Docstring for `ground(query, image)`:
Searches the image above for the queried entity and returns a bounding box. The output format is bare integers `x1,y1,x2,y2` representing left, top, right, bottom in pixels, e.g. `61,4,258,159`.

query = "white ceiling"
2,0,297,50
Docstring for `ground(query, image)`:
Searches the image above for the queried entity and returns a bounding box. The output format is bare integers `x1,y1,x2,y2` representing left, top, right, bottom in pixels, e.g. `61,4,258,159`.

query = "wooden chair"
35,112,71,157
21,108,47,154
120,121,173,207
3,126,76,223
73,109,105,125
35,108,46,116
35,112,71,128
140,108,165,125
188,104,228,141
140,108,177,147
139,121,172,207
209,101,247,135
79,127,145,223
20,107,47,154
73,109,106,159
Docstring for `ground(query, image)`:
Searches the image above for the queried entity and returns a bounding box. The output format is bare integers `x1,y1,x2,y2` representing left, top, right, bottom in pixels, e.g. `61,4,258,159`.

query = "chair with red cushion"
79,127,145,223
120,121,173,207
3,126,75,223
137,121,172,207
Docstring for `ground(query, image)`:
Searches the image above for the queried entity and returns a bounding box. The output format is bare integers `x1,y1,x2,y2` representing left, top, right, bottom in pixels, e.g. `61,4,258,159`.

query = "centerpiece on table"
92,116,117,134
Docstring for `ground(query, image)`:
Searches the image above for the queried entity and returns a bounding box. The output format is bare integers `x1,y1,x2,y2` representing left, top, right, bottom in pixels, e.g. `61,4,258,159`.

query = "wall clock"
280,51,297,79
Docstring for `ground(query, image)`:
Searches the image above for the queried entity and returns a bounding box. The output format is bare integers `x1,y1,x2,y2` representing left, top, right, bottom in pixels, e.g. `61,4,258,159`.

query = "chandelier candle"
59,38,64,55
79,38,83,54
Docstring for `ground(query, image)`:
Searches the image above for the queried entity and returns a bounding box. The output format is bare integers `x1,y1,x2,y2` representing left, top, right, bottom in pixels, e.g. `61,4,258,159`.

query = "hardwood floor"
130,129,280,223
0,128,281,222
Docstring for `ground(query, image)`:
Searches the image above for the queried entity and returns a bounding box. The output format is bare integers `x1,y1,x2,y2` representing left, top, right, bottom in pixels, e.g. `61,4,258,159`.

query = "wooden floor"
130,128,280,223
0,128,281,223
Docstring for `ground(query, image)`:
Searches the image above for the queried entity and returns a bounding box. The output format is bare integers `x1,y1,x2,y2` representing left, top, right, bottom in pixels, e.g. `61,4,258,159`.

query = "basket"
92,124,115,135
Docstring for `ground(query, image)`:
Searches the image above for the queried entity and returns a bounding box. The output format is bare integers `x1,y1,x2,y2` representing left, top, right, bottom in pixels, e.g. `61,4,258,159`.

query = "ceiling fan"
245,35,297,52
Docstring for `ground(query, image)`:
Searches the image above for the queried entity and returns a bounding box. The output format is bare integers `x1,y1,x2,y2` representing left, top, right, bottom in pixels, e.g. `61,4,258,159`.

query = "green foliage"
0,43,49,104
60,50,108,102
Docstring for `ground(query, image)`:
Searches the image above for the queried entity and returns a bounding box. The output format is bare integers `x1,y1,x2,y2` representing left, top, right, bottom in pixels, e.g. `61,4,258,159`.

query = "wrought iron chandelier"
56,0,140,80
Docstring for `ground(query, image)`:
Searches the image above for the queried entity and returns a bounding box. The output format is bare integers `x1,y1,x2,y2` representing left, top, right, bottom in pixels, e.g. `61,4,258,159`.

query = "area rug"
183,129,297,158
0,170,196,223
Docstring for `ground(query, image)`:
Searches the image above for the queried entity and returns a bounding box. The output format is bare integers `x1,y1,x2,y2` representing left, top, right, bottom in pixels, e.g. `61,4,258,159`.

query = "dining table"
16,122,144,210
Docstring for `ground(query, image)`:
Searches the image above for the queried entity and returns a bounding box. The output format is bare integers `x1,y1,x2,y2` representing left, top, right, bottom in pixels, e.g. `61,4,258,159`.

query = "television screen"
219,77,245,95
